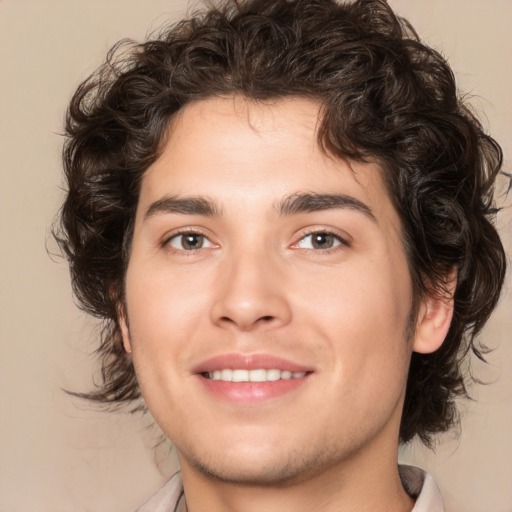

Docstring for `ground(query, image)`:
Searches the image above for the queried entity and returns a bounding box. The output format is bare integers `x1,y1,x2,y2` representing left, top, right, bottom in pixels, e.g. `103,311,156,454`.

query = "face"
122,96,416,485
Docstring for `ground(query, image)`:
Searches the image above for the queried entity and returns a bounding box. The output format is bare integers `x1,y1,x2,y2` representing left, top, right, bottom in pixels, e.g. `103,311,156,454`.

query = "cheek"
127,258,206,329
123,263,211,381
298,256,411,329
344,275,412,400
296,258,413,376
123,269,198,422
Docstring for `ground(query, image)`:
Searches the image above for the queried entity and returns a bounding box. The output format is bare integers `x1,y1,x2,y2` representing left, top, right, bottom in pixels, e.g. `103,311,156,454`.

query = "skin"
121,96,453,512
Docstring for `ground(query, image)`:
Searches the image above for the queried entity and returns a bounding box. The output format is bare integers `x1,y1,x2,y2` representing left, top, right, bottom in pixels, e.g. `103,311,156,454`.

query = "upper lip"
191,353,313,374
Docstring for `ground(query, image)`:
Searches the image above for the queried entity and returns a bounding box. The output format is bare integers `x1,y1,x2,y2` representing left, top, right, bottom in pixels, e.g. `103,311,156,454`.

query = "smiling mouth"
202,369,308,382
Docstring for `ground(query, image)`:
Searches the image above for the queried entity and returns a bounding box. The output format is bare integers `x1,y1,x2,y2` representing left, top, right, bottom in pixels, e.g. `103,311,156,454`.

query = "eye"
295,231,346,250
167,232,216,251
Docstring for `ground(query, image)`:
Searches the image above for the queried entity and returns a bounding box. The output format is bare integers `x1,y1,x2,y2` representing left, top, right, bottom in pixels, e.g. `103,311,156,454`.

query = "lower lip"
198,375,309,404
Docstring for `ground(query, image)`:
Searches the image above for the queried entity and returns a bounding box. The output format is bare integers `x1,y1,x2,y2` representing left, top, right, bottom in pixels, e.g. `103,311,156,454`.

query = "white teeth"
266,369,281,381
207,369,307,382
232,369,249,382
221,369,233,381
249,369,267,382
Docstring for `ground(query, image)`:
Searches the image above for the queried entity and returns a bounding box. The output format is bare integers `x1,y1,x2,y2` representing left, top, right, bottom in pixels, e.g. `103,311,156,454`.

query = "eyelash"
162,228,350,254
162,228,215,254
291,229,350,253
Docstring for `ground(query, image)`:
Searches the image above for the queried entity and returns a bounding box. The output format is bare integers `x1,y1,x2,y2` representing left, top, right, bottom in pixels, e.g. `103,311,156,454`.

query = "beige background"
0,1,510,511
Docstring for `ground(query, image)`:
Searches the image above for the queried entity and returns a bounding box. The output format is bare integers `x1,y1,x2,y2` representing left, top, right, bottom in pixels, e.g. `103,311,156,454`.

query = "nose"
210,247,292,332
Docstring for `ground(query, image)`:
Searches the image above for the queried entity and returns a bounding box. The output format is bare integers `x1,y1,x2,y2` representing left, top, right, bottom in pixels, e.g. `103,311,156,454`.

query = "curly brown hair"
55,0,506,446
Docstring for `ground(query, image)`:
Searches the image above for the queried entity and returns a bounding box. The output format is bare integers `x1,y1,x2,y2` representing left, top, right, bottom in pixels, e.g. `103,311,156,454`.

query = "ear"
117,305,132,355
413,269,457,354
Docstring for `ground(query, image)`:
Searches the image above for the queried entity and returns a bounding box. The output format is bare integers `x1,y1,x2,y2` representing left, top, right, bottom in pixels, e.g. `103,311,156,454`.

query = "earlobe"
413,270,457,354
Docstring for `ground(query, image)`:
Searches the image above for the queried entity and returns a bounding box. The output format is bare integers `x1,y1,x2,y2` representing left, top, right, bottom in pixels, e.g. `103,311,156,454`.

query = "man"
55,0,506,510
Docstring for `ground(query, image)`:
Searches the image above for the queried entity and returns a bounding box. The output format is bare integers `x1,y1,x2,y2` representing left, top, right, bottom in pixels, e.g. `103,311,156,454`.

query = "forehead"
138,96,398,225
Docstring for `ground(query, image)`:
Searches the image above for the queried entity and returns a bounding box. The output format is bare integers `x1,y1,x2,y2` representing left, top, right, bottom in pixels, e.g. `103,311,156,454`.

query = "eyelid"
290,227,352,251
161,227,218,252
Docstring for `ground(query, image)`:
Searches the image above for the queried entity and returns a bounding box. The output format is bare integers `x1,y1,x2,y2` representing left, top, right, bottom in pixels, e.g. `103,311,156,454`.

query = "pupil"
313,233,332,249
184,234,202,249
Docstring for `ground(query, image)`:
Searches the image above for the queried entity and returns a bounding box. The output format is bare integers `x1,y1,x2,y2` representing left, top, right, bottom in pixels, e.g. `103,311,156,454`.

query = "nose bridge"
210,241,291,331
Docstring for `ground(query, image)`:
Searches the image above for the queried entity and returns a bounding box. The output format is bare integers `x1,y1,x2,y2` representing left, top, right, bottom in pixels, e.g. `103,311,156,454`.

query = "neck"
179,439,415,512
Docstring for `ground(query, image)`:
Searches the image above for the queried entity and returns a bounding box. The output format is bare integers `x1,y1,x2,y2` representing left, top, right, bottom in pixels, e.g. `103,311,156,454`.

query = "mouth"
202,369,307,382
193,353,313,404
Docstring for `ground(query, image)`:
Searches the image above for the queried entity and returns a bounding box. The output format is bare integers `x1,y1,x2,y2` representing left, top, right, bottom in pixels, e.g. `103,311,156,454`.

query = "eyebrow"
143,192,376,222
144,195,220,219
278,193,376,221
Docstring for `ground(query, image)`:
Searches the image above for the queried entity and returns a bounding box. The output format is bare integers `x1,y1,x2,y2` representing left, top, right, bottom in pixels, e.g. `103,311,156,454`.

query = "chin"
178,439,340,487
188,456,311,486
